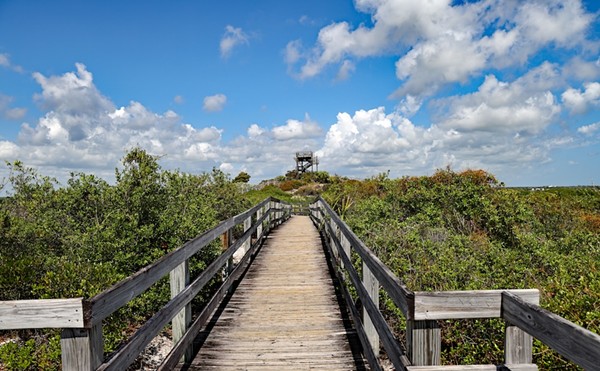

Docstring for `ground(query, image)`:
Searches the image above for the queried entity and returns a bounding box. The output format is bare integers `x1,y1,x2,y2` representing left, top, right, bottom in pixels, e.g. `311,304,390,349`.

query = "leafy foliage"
0,148,247,369
323,169,599,369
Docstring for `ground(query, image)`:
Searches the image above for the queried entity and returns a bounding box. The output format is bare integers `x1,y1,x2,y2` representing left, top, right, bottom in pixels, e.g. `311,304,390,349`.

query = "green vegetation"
321,169,599,369
1,159,598,370
0,148,249,369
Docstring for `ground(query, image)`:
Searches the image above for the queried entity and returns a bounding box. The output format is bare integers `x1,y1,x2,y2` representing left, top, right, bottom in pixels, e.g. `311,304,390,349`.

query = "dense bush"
0,148,248,369
323,169,599,369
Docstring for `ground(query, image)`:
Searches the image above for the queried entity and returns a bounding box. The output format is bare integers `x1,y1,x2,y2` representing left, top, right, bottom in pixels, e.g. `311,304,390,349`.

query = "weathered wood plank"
0,298,85,329
60,323,103,371
323,218,408,370
88,198,273,325
316,197,415,318
363,261,380,355
97,211,268,371
414,289,539,320
407,320,441,366
407,364,538,371
502,291,600,370
190,216,366,369
330,241,383,371
504,322,532,364
170,260,191,363
160,237,260,370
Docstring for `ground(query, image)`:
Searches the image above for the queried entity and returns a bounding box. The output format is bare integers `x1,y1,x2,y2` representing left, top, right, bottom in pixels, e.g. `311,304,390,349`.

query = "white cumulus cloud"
271,114,323,140
220,25,249,58
577,122,600,135
0,94,27,120
203,94,227,112
287,0,596,104
562,82,600,114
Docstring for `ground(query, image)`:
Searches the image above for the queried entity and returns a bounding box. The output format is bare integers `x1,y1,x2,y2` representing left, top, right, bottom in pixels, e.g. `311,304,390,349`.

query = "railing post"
256,206,263,241
329,220,339,261
170,260,192,362
340,233,351,270
504,292,537,364
221,228,233,278
267,201,273,231
61,323,103,371
505,322,533,364
407,319,441,365
362,262,380,355
504,292,537,365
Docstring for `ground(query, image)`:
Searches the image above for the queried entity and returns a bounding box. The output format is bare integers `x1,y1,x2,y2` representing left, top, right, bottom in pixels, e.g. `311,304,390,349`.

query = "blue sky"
0,0,599,186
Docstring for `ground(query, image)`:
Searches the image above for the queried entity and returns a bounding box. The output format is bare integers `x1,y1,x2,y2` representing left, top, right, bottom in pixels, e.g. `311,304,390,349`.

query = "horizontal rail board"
315,198,415,318
414,289,539,320
0,298,85,329
407,364,537,371
88,198,273,325
321,216,409,371
98,212,267,370
502,292,600,370
159,232,265,370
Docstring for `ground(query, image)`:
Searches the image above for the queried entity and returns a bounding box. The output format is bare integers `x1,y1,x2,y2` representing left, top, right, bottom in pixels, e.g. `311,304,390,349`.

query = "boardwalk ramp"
188,215,366,370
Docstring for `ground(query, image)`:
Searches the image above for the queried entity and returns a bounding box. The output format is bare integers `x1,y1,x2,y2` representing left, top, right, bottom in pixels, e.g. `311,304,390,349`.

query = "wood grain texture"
0,298,84,329
189,215,367,370
407,365,537,371
170,260,192,363
322,217,408,371
407,320,441,366
60,324,103,371
363,262,380,355
502,291,600,370
316,198,414,319
88,198,273,325
413,289,539,320
504,323,532,364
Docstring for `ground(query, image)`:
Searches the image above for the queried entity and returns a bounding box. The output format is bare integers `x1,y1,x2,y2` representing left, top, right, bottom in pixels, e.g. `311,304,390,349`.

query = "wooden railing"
309,196,600,371
0,197,291,371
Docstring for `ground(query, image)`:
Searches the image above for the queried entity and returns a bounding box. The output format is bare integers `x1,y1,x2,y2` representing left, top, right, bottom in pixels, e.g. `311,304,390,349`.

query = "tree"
233,171,251,183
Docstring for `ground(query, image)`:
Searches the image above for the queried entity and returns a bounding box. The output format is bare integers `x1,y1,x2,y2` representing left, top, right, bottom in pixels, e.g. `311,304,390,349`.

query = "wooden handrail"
87,197,275,326
2,196,599,371
502,291,600,370
309,197,599,371
314,197,414,317
0,298,85,329
0,197,292,371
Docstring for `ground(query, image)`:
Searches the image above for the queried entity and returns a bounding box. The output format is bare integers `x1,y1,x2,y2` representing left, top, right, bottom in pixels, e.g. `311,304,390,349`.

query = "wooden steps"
185,215,367,370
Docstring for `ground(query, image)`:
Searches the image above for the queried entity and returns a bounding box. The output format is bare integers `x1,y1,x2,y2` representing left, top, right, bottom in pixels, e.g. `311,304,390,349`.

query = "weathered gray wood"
61,323,103,371
407,320,441,366
88,198,273,325
232,215,251,263
190,216,366,369
0,298,85,329
221,228,233,279
159,234,262,370
363,261,380,355
407,365,537,371
414,289,539,320
339,271,383,371
170,260,191,363
504,323,532,364
256,207,263,241
97,213,266,371
317,197,415,318
502,291,600,370
324,220,383,371
324,219,408,370
340,233,351,271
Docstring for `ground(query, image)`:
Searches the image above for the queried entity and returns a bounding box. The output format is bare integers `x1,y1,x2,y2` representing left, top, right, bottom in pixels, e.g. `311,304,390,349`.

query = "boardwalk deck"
185,215,367,370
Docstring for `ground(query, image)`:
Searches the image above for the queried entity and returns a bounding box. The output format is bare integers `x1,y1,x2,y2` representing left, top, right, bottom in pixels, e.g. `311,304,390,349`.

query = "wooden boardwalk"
186,215,367,370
